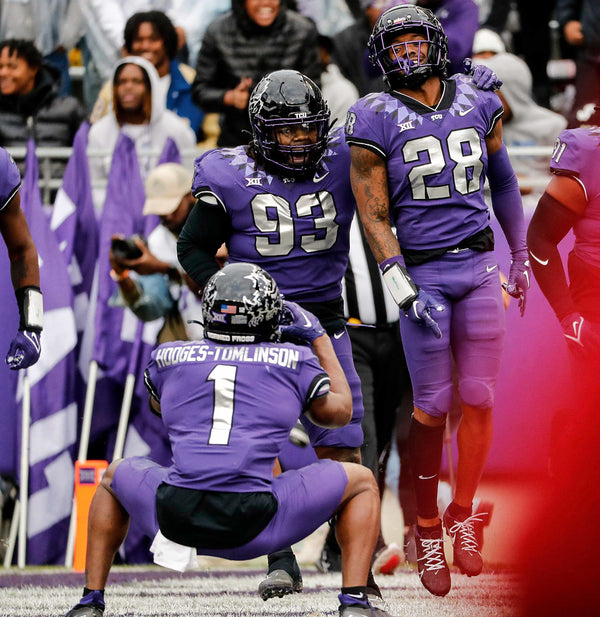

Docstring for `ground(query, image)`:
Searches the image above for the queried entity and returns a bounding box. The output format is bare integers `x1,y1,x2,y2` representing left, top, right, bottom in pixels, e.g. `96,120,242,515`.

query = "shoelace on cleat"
446,513,486,554
417,537,446,572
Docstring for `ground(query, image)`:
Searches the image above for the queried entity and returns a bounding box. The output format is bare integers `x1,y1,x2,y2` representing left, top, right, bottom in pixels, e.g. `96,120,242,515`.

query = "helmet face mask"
202,263,283,344
248,70,330,178
368,6,448,89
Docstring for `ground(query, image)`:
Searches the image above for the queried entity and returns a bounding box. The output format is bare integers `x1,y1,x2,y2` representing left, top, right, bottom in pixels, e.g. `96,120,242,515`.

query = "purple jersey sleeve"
345,77,503,251
0,148,21,212
145,339,330,492
550,127,600,269
190,132,355,303
549,127,600,195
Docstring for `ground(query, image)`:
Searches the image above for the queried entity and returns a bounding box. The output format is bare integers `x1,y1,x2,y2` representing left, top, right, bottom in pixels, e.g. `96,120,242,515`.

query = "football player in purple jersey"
527,107,600,413
0,146,43,370
522,108,600,617
345,5,529,596
178,69,377,600
62,263,394,617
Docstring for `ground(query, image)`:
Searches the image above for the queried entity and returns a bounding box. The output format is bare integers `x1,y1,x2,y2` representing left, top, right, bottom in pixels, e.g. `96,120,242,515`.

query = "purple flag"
143,138,183,237
18,140,78,564
157,137,181,165
92,133,147,381
50,122,99,334
118,138,182,562
88,134,164,468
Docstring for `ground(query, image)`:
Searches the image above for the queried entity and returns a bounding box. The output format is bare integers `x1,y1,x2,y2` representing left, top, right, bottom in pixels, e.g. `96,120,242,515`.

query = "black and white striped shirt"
342,215,400,327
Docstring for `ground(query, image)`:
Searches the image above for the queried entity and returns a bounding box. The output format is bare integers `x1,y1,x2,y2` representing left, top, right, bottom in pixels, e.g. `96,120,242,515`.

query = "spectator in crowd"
472,28,567,184
170,0,231,68
191,0,321,147
332,0,406,97
483,0,555,107
62,262,393,617
346,4,528,597
90,11,204,140
556,0,600,127
294,0,355,37
77,1,185,112
0,146,43,370
417,0,479,75
0,39,85,148
0,0,85,95
87,56,196,217
317,34,359,129
109,162,205,342
470,27,505,61
78,0,185,86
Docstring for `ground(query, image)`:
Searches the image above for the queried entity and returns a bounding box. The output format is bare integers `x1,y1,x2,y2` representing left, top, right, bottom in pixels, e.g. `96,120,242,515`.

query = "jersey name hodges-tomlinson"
155,343,300,369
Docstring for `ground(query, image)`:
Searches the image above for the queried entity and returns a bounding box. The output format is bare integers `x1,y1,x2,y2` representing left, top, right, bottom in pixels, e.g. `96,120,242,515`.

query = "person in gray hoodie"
87,55,196,218
473,32,567,184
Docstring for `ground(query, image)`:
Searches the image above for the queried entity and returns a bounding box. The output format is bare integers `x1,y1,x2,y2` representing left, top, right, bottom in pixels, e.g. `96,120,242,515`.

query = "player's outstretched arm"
527,174,600,351
306,334,352,430
1,192,43,369
0,191,39,290
486,121,530,316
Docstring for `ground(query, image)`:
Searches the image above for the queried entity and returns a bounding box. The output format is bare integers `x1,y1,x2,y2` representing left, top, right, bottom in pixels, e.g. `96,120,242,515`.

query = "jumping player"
345,5,529,596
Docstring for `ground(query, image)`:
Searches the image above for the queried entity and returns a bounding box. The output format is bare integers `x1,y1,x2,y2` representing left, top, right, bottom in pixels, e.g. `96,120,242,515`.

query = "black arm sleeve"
177,194,232,289
527,191,581,320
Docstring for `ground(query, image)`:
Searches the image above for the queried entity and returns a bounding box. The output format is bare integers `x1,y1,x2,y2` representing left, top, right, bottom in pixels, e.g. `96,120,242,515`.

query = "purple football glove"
560,314,600,358
280,301,325,344
463,58,503,91
405,289,445,339
6,329,41,370
502,250,530,317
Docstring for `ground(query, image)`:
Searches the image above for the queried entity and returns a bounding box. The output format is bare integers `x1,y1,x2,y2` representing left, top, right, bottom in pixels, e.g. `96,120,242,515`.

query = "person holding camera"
109,162,209,341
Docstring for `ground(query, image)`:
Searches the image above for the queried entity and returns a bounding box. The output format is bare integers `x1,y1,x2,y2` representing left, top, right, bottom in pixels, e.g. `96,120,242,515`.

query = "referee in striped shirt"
316,214,415,573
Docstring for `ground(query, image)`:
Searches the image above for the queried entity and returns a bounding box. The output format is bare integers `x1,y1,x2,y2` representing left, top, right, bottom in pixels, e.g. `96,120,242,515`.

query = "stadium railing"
6,146,205,206
5,144,554,206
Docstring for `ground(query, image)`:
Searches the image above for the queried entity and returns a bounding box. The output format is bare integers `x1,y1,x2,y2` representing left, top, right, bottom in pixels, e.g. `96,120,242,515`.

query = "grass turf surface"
0,564,521,617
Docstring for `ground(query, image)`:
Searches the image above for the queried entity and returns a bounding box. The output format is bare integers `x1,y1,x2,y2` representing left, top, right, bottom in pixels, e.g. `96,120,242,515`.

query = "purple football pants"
111,456,347,561
400,249,506,417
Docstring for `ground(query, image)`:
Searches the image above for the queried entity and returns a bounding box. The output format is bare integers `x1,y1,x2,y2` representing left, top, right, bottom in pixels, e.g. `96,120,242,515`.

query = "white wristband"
18,286,44,331
381,261,418,309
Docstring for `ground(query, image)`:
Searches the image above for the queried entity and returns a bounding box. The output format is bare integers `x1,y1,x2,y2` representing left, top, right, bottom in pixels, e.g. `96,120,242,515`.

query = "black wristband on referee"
15,285,43,332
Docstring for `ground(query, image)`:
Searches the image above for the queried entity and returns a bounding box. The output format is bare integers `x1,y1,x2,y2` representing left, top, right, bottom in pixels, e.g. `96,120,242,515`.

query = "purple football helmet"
202,263,283,344
368,5,449,89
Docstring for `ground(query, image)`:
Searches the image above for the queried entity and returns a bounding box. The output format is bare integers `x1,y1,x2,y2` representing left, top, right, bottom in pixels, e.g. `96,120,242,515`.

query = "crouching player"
63,263,393,617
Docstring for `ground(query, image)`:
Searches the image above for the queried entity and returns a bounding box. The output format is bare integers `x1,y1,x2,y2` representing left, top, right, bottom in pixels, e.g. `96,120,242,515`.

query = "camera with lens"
110,234,145,260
